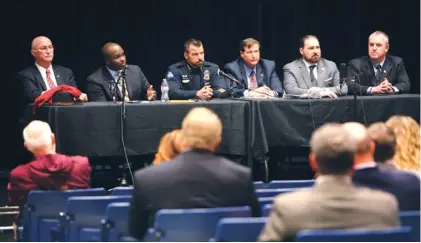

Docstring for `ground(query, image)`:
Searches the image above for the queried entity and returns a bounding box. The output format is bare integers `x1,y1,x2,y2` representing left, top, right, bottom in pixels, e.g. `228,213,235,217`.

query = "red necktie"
249,70,257,90
46,69,56,89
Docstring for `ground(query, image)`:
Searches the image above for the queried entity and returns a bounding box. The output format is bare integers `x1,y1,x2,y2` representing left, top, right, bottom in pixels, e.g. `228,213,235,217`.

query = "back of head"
310,123,357,175
23,120,55,154
181,107,222,152
386,115,420,170
367,122,396,163
153,129,184,165
342,122,373,161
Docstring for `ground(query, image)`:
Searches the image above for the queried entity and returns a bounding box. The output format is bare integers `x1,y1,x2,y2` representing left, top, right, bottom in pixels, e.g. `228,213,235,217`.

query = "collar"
316,174,352,185
243,63,256,77
106,66,121,80
302,58,317,69
354,161,377,170
370,58,385,68
35,62,52,73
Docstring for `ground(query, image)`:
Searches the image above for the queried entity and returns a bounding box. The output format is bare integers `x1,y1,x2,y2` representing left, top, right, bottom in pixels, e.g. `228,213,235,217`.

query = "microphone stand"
118,68,129,186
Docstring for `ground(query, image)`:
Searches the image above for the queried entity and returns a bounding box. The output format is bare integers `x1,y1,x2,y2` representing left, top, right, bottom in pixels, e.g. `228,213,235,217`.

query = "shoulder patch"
218,88,226,93
166,71,174,79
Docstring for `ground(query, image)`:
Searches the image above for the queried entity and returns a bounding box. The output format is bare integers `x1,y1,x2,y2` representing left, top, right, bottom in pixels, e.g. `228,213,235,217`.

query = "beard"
305,55,320,63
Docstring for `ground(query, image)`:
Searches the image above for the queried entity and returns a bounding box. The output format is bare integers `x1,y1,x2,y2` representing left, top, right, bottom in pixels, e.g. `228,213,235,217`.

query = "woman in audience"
386,115,420,173
153,129,184,165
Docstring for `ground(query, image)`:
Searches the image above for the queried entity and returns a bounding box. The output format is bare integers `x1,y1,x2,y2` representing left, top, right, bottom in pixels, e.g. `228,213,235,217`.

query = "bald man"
8,120,91,206
128,107,260,240
343,122,420,211
17,36,88,103
86,42,156,102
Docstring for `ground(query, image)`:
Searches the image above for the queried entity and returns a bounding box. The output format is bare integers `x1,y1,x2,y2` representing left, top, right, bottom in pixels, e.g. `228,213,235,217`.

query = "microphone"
217,69,241,85
339,63,347,86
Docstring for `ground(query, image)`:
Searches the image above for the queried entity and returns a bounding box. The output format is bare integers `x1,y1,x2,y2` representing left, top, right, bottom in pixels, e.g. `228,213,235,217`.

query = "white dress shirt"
35,62,58,90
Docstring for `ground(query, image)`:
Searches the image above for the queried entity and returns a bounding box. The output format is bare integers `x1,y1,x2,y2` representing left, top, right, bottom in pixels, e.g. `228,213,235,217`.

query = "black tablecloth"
24,100,249,157
247,94,420,159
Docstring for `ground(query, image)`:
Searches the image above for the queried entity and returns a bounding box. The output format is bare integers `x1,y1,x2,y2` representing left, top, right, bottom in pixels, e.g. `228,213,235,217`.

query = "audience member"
367,122,398,171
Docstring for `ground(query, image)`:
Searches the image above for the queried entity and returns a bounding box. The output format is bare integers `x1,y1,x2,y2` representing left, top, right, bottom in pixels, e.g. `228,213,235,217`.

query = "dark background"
2,0,419,169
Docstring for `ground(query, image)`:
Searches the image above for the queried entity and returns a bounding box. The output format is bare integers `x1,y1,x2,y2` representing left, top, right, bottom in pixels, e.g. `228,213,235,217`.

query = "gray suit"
258,176,399,242
283,58,347,95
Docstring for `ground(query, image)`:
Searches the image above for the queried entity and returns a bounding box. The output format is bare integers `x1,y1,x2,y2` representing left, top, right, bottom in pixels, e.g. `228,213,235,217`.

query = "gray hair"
23,120,53,151
369,31,389,45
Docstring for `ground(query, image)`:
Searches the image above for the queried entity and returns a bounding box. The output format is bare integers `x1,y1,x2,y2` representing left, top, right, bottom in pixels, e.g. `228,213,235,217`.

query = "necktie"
116,71,130,102
45,69,56,89
249,70,257,90
375,64,382,83
309,65,317,86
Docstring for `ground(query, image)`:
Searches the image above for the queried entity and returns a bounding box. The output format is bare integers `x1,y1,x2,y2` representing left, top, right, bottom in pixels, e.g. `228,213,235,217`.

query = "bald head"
23,120,55,153
31,36,54,66
181,107,222,151
343,122,372,154
102,42,126,70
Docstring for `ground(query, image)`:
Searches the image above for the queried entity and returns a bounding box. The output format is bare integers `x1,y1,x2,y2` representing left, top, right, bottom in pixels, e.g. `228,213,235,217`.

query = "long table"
23,94,420,164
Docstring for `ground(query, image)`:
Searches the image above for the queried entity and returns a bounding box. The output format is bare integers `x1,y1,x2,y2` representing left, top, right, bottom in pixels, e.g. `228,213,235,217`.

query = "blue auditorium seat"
148,206,251,241
21,188,106,242
257,197,273,213
262,204,273,217
267,180,314,189
110,187,133,196
211,217,267,242
60,195,131,242
101,202,130,242
255,188,294,198
253,181,266,189
399,210,420,241
295,227,413,242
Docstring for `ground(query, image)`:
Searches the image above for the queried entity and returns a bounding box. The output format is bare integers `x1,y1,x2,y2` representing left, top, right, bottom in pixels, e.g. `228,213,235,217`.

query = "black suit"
224,58,283,97
86,65,151,102
128,149,260,240
347,55,411,95
17,64,78,103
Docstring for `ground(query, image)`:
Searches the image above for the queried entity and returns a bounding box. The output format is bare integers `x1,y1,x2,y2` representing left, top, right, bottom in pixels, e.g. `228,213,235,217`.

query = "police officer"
165,39,228,100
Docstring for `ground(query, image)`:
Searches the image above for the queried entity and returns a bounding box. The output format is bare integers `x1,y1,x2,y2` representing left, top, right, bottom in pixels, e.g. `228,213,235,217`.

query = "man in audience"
223,38,283,98
165,39,228,100
344,122,420,211
86,42,156,101
367,122,398,171
128,107,260,240
17,36,88,103
8,120,91,206
347,31,410,95
259,123,398,242
283,35,346,97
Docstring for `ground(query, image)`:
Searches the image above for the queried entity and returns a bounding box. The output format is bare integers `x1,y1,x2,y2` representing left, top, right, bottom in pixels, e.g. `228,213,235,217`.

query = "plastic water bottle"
161,79,169,102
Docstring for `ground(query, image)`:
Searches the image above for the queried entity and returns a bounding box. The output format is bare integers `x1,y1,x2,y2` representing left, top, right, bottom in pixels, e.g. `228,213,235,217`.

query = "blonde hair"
386,115,420,171
153,129,184,165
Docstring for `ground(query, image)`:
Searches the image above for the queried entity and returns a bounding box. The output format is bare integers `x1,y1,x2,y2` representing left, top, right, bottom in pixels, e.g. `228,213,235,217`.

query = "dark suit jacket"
347,55,411,95
224,58,283,97
17,64,78,103
353,166,420,211
128,149,260,240
86,65,151,102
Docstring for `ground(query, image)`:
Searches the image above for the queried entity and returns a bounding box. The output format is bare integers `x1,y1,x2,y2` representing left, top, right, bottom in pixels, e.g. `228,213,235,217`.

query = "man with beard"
165,39,228,100
283,35,346,98
347,31,410,95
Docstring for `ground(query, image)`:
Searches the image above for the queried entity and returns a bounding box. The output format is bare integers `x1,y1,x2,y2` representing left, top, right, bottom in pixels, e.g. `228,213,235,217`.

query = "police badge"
203,69,210,85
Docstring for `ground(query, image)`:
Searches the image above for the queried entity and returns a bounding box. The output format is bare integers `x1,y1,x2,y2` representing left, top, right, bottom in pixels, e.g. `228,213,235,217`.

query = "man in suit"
347,31,410,95
283,35,346,97
128,107,260,240
166,39,228,100
86,42,156,102
17,36,88,103
224,38,283,98
344,122,420,211
259,123,398,242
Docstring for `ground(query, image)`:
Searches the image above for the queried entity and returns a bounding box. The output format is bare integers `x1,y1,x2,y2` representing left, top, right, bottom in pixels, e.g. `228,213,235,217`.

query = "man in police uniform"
165,39,228,100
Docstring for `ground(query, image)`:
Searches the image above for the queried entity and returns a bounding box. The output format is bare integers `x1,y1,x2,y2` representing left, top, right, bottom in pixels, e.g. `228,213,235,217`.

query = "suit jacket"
128,149,260,240
86,65,151,102
347,55,411,95
224,58,283,97
353,166,420,211
258,176,399,242
283,58,347,96
17,64,78,103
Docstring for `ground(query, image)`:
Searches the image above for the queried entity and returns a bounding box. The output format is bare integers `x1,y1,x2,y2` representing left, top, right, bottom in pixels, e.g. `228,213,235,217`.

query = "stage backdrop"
3,0,419,168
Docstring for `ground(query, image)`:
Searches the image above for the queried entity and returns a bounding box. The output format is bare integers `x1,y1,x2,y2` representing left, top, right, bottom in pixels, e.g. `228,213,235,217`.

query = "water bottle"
161,79,169,102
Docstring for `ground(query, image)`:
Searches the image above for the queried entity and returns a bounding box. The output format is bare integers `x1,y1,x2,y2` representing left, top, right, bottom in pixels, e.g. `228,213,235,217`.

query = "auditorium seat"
399,211,420,241
211,217,267,242
101,202,130,241
267,180,314,189
147,206,251,241
258,197,274,213
253,181,266,189
255,188,295,198
110,187,133,196
262,204,273,217
21,188,106,241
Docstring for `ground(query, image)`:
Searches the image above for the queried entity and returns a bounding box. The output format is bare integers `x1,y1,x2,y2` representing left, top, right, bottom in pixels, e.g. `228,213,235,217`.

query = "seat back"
262,204,273,217
151,206,251,241
22,188,105,241
110,187,133,196
101,202,130,242
399,210,420,241
256,188,294,198
253,181,266,189
212,217,267,242
295,227,413,242
257,197,274,213
267,180,314,189
62,195,131,242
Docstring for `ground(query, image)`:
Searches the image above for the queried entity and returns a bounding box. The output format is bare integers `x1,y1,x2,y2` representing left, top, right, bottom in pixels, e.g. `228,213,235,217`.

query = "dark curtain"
3,0,419,168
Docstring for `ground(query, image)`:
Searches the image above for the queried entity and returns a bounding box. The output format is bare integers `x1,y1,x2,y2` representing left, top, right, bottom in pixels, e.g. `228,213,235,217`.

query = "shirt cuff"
392,86,399,93
367,87,373,94
273,91,278,97
243,90,249,97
